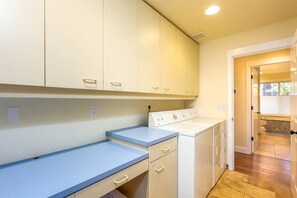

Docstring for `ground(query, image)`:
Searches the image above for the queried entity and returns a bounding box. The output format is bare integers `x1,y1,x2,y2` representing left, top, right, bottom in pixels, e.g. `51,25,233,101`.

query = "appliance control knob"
173,114,177,119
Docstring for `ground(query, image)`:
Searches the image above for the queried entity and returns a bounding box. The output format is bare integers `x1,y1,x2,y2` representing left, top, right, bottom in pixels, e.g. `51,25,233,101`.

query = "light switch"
7,106,20,123
216,103,226,110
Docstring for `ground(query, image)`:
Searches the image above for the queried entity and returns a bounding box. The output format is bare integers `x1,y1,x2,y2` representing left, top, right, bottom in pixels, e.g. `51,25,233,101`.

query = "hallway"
254,133,290,161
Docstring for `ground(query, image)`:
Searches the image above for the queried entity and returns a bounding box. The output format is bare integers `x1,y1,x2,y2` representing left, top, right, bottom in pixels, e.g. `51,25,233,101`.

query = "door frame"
227,37,292,170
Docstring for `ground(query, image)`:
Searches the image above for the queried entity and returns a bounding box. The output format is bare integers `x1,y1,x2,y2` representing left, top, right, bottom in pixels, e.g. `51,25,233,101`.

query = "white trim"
234,146,249,154
246,67,252,154
227,37,292,171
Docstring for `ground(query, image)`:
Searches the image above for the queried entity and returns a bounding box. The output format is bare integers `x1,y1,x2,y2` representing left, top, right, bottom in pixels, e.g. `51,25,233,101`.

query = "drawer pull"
114,175,129,186
163,88,170,91
155,165,165,173
161,146,170,153
152,87,159,90
83,79,97,84
111,82,122,87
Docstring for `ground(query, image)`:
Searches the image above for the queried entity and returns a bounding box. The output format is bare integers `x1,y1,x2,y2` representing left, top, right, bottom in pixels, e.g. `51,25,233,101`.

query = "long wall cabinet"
0,0,199,97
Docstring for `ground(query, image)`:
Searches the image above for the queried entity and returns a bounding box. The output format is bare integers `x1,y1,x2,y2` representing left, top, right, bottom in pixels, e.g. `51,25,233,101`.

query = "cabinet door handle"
155,164,165,173
161,146,170,153
83,79,97,84
111,82,122,87
114,175,129,186
152,87,159,90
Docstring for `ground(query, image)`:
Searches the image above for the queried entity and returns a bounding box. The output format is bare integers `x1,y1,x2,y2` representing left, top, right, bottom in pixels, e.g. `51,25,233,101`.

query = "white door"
290,29,297,198
251,68,260,153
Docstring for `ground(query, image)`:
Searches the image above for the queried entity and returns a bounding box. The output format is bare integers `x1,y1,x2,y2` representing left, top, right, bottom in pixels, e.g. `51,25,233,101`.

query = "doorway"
250,62,291,161
227,37,292,170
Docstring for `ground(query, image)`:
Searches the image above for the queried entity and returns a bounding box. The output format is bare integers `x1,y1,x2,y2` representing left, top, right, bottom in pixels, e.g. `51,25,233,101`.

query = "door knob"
290,130,297,135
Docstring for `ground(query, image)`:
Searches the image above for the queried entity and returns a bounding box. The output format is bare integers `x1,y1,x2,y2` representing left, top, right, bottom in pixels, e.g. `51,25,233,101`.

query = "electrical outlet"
90,106,97,117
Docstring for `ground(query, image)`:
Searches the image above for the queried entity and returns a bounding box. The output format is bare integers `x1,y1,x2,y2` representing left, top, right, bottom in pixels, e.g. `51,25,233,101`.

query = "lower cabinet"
66,159,148,198
149,151,177,198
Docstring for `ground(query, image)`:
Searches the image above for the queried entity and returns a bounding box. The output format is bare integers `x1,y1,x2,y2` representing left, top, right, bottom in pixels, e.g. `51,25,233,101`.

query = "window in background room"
260,82,278,96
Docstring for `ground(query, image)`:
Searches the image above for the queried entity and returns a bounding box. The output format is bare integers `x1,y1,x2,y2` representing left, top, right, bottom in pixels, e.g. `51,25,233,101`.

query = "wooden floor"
235,152,291,185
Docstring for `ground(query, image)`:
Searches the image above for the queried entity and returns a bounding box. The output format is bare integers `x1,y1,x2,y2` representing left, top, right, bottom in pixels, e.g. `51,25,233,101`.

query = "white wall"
260,96,290,115
0,98,184,165
197,17,297,118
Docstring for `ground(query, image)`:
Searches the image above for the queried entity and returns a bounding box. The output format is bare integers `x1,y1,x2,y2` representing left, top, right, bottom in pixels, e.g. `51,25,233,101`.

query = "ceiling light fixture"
259,72,263,75
205,5,220,15
290,68,297,71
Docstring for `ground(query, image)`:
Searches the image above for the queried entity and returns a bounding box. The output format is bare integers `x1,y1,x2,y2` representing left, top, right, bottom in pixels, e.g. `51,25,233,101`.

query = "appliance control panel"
148,108,199,127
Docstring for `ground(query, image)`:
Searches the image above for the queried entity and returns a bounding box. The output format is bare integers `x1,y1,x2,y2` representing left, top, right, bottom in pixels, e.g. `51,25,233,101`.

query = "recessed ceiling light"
205,5,220,15
290,68,297,71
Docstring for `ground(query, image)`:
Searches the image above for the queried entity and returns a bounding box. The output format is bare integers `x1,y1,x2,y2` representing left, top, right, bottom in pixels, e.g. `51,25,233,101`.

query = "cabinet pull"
163,88,170,91
83,79,97,84
161,146,170,153
152,87,159,90
155,164,165,173
114,175,129,186
111,82,122,87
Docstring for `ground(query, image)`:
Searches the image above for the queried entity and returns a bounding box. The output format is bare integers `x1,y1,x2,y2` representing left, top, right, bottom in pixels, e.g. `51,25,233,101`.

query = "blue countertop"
106,126,178,147
0,141,148,198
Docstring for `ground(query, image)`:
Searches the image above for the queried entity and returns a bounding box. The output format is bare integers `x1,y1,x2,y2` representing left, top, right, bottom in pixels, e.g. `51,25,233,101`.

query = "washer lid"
158,122,212,137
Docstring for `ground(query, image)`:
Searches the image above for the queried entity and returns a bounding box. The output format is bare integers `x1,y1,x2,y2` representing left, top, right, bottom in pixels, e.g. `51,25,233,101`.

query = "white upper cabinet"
160,17,177,95
0,0,44,86
104,0,138,92
45,0,103,90
177,30,199,96
138,0,161,93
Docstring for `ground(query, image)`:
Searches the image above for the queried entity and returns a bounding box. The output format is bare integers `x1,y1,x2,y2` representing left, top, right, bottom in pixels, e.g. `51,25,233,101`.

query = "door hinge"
251,75,254,79
251,106,253,110
251,137,254,141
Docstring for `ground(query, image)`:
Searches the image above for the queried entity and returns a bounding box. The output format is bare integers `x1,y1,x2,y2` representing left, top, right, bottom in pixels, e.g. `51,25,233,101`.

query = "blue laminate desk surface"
0,141,148,198
106,126,178,147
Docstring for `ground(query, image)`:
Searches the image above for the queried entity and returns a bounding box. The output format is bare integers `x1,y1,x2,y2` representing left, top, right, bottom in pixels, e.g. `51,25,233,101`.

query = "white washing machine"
149,108,225,198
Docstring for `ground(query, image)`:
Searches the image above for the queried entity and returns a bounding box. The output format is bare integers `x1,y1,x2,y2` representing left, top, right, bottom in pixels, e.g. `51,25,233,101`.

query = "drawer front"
220,121,225,132
214,124,220,136
75,159,148,198
149,137,177,162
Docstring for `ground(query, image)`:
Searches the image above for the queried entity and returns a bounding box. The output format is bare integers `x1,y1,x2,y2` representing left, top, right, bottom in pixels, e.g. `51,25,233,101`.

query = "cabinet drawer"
149,137,177,162
74,159,148,198
149,151,177,198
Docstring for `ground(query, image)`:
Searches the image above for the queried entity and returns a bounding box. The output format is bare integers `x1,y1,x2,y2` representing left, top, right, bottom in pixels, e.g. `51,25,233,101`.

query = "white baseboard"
291,175,297,198
234,146,250,154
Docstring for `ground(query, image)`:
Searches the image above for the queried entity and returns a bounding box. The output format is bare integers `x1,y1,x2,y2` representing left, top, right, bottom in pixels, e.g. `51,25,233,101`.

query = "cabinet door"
189,41,199,96
160,17,177,95
214,131,226,184
104,0,138,92
138,0,161,93
149,151,177,198
46,0,103,90
0,0,44,86
177,31,199,96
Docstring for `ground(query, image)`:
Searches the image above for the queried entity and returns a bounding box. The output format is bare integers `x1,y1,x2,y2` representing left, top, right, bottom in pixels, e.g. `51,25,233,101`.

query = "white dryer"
149,109,224,198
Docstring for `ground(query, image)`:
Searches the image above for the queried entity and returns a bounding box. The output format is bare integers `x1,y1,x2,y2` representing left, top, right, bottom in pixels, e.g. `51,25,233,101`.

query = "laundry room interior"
0,0,297,198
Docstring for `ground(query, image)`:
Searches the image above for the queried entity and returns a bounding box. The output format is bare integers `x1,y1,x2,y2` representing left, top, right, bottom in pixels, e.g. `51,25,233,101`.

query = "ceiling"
260,62,291,74
144,0,297,43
